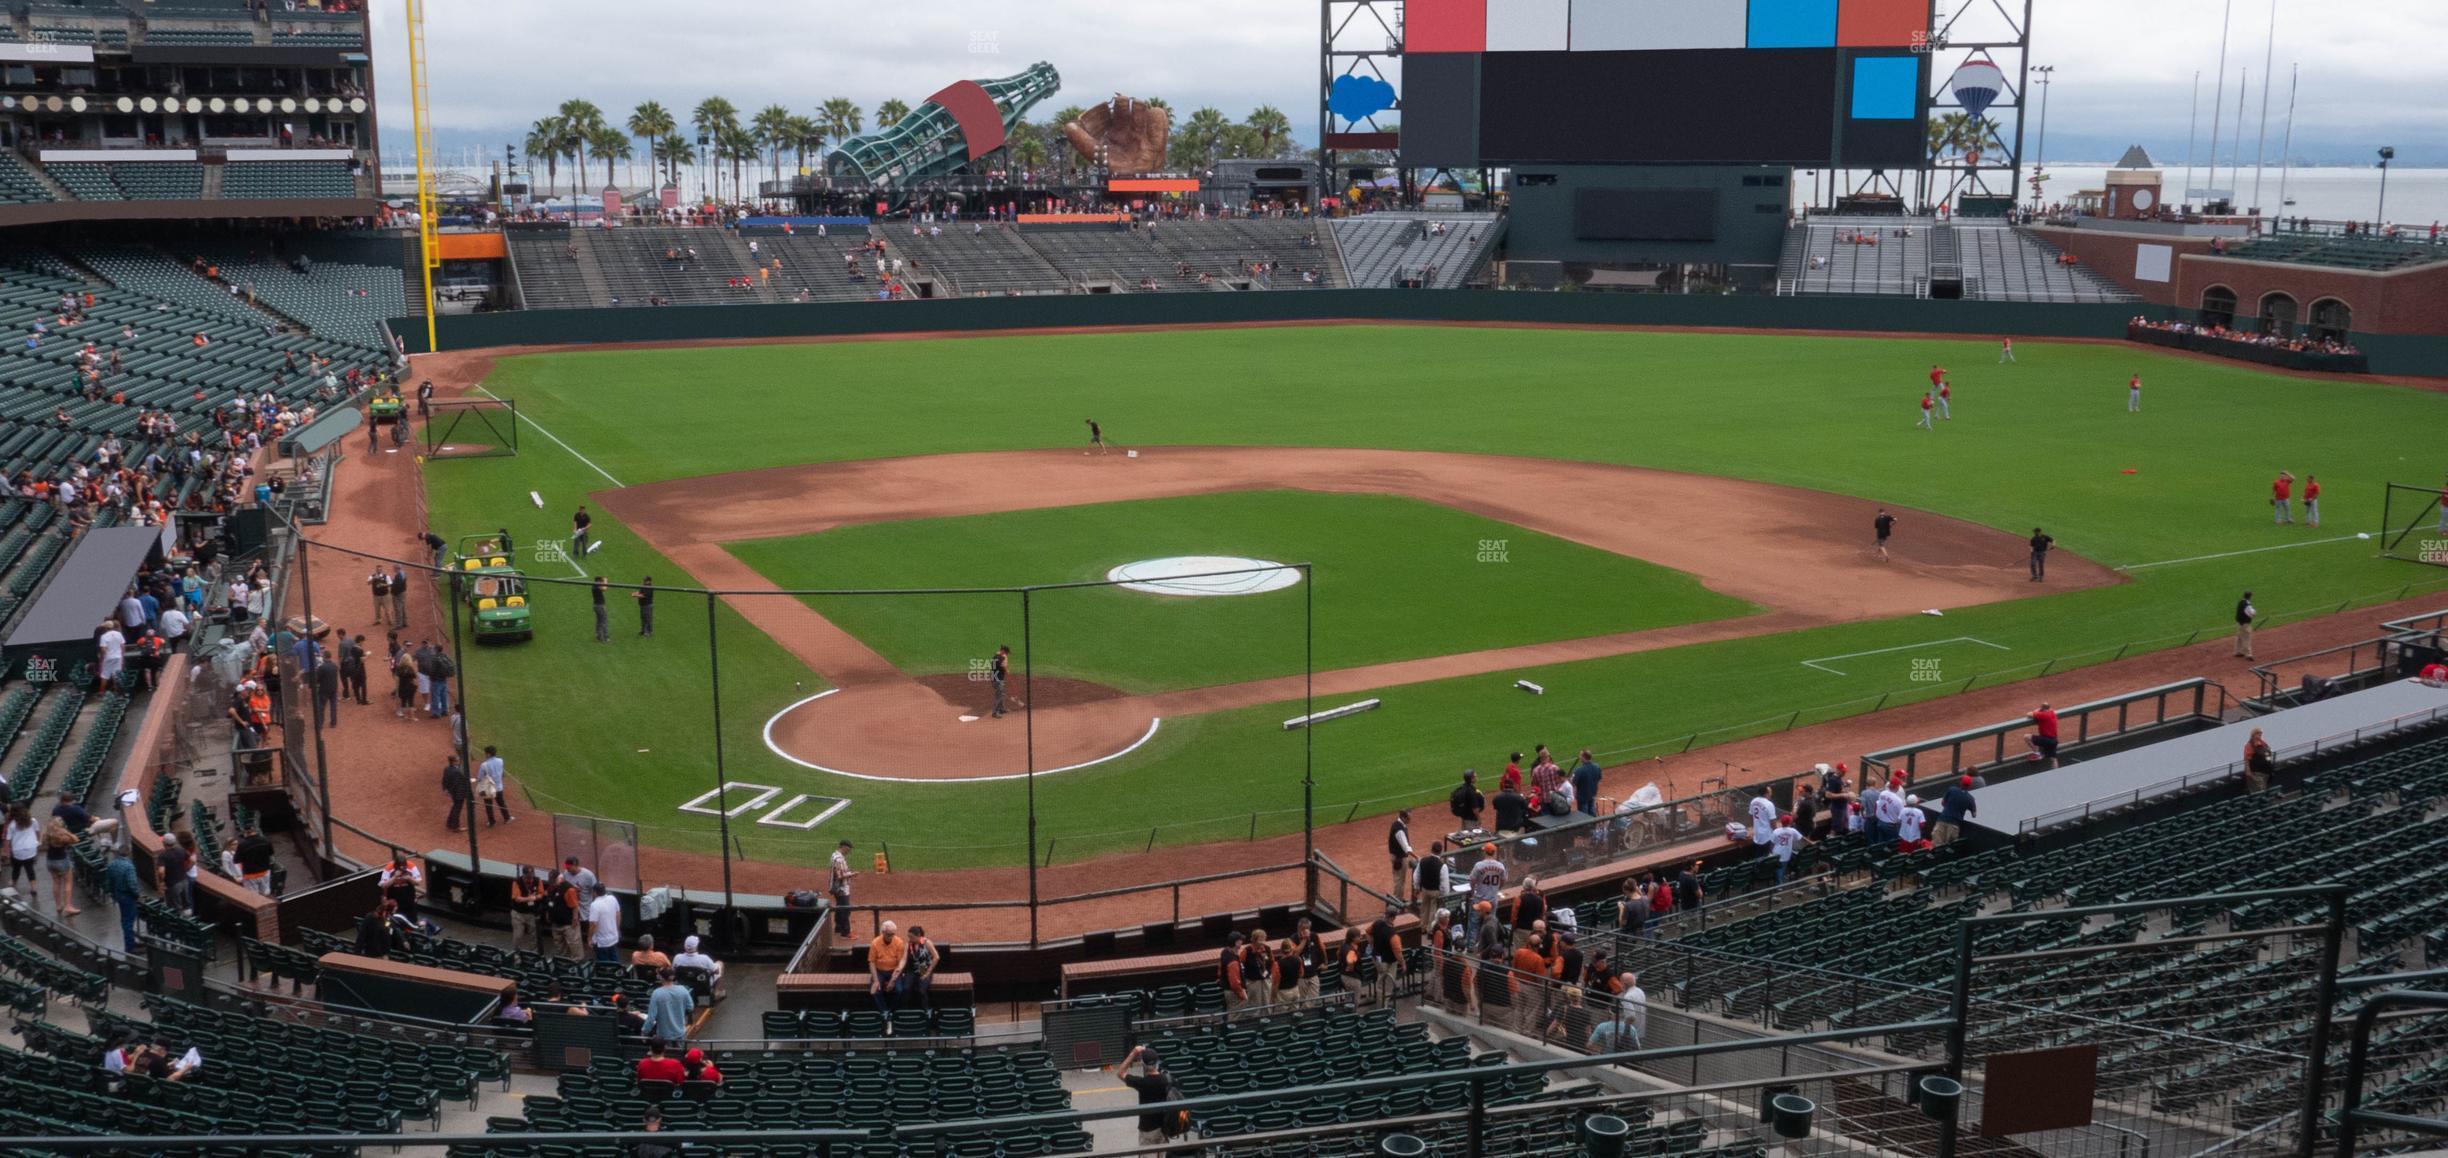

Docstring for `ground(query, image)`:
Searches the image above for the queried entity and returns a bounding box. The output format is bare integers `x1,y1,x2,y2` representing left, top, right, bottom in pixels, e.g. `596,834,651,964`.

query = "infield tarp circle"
1106,555,1301,597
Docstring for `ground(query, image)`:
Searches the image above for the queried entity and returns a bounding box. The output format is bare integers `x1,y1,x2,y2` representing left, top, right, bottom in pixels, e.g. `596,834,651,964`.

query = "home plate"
958,714,980,723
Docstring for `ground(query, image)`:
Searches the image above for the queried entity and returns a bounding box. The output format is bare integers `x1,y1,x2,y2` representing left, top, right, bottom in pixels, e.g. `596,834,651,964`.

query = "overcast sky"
368,0,2445,166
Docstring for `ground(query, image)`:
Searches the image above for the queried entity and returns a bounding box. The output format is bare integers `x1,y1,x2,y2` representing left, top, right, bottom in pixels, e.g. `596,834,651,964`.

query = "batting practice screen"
1401,0,1934,169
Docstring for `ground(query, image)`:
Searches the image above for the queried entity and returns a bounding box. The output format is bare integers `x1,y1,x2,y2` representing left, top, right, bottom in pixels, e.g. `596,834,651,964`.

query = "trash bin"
1580,1113,1631,1158
1916,1075,1965,1121
1769,1093,1816,1140
1379,1132,1428,1158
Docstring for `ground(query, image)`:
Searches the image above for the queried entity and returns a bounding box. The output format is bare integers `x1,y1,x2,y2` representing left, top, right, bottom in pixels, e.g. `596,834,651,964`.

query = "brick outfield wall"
2027,224,2448,337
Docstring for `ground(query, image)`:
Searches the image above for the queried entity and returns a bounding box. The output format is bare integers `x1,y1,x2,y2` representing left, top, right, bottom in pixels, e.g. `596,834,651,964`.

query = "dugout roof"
3,526,164,657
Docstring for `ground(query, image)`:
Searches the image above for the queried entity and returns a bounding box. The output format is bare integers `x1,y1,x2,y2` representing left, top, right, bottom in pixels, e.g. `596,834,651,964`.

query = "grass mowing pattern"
419,326,2448,868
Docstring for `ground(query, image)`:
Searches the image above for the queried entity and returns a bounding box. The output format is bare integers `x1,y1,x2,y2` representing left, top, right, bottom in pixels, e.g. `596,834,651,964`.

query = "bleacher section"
1781,217,2138,302
581,226,769,306
190,247,404,349
218,160,358,201
2224,234,2448,272
753,228,893,304
1332,213,1499,289
1640,721,2448,1135
504,228,596,310
510,1041,1090,1153
886,224,1074,295
0,152,57,205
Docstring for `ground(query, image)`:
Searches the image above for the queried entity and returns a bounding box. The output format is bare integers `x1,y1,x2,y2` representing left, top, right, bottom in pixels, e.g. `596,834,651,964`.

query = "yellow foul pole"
405,0,439,354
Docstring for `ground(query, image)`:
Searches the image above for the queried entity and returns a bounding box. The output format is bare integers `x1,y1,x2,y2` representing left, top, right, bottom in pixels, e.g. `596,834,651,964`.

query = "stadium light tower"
2029,65,2054,209
2375,146,2394,224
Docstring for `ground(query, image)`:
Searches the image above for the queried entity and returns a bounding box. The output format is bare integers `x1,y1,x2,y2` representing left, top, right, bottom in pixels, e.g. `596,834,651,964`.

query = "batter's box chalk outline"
756,794,852,830
678,782,781,818
1800,637,2010,676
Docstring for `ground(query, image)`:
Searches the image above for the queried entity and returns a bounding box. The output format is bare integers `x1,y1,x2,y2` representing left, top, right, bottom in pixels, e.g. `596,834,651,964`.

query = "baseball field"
409,323,2448,870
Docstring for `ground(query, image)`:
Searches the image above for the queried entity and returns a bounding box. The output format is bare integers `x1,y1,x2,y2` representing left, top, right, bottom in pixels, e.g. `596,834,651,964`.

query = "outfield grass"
418,326,2448,868
724,490,1758,693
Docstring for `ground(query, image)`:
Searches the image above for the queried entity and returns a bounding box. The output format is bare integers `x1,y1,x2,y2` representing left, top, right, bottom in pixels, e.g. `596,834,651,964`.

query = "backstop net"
2380,482,2448,568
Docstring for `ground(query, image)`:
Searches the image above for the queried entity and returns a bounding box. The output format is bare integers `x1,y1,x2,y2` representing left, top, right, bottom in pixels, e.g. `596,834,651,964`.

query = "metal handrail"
2337,990,2448,1157
2017,703,2448,835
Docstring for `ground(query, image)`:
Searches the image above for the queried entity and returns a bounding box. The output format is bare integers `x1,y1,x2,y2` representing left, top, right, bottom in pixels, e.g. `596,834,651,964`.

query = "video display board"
1401,0,1934,169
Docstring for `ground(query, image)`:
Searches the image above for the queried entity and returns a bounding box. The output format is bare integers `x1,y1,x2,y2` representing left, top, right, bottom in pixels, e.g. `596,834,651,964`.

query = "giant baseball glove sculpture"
1062,96,1172,175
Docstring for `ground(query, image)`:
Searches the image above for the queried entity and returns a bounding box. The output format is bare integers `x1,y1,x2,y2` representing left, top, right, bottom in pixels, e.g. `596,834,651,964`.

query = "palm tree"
1245,105,1292,157
590,123,630,191
557,99,606,193
875,98,910,129
692,96,739,198
787,115,826,174
1010,127,1048,175
525,115,569,199
751,103,795,185
628,101,676,188
1045,105,1087,180
818,97,864,153
654,135,695,189
1178,106,1231,170
719,123,757,204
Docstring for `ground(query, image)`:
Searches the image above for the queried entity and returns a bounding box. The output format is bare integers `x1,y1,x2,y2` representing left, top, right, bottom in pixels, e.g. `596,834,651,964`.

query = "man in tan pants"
2234,591,2257,660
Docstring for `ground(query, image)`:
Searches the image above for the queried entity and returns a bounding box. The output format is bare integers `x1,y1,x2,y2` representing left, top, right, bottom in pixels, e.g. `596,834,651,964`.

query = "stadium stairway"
1330,214,1499,289
503,228,607,309
886,224,1073,296
752,228,891,303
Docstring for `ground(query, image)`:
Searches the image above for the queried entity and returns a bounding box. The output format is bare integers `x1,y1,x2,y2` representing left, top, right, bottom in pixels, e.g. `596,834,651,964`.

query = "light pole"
2030,65,2055,210
2375,146,2394,226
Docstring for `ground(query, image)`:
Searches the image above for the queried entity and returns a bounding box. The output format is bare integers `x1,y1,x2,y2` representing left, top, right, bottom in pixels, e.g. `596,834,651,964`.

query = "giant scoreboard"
1400,0,1935,170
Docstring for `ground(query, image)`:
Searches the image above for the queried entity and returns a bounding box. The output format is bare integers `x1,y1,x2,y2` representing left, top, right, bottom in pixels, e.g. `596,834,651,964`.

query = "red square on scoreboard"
1407,0,1488,52
1838,0,1925,46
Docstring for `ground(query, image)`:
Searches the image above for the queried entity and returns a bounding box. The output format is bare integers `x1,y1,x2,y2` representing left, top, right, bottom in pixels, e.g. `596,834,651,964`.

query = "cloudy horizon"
366,0,2446,169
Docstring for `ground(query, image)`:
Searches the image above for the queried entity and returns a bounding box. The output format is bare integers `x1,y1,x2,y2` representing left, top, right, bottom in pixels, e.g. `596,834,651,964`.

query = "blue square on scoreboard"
1850,55,1918,119
1748,0,1837,47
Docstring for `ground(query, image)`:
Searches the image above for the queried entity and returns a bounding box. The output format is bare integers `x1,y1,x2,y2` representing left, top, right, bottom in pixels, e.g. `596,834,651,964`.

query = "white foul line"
2117,533,2370,572
1801,636,2010,676
477,386,624,488
759,688,1165,782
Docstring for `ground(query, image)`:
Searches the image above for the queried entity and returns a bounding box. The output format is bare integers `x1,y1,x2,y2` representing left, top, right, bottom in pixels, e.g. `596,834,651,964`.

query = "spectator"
509,865,543,953
673,934,724,986
1937,776,1978,845
1871,779,1905,848
1413,840,1451,926
40,816,78,914
1768,814,1808,884
1467,845,1506,941
1288,918,1325,1003
869,920,909,1019
1615,876,1651,937
1491,780,1530,834
1673,860,1702,914
1612,972,1647,1048
1217,930,1248,1012
2024,702,2061,768
893,927,934,1011
646,967,691,1045
544,869,584,959
1119,1045,1179,1149
1341,922,1385,1007
1500,752,1524,795
1387,809,1413,902
1448,769,1484,830
1570,750,1602,817
635,1040,686,1084
1509,876,1549,947
586,888,622,963
156,831,194,913
440,755,472,833
3,804,38,895
562,856,600,905
104,845,141,950
631,934,671,971
680,1047,722,1085
233,823,274,896
1506,931,1548,1032
476,746,511,826
1241,932,1276,1009
1365,906,1403,1006
828,840,857,937
2245,727,2277,791
495,988,533,1026
1896,798,1930,853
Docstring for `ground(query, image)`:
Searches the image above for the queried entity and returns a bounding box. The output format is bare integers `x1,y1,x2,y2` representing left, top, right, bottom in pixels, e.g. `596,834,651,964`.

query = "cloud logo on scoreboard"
1329,74,1397,121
